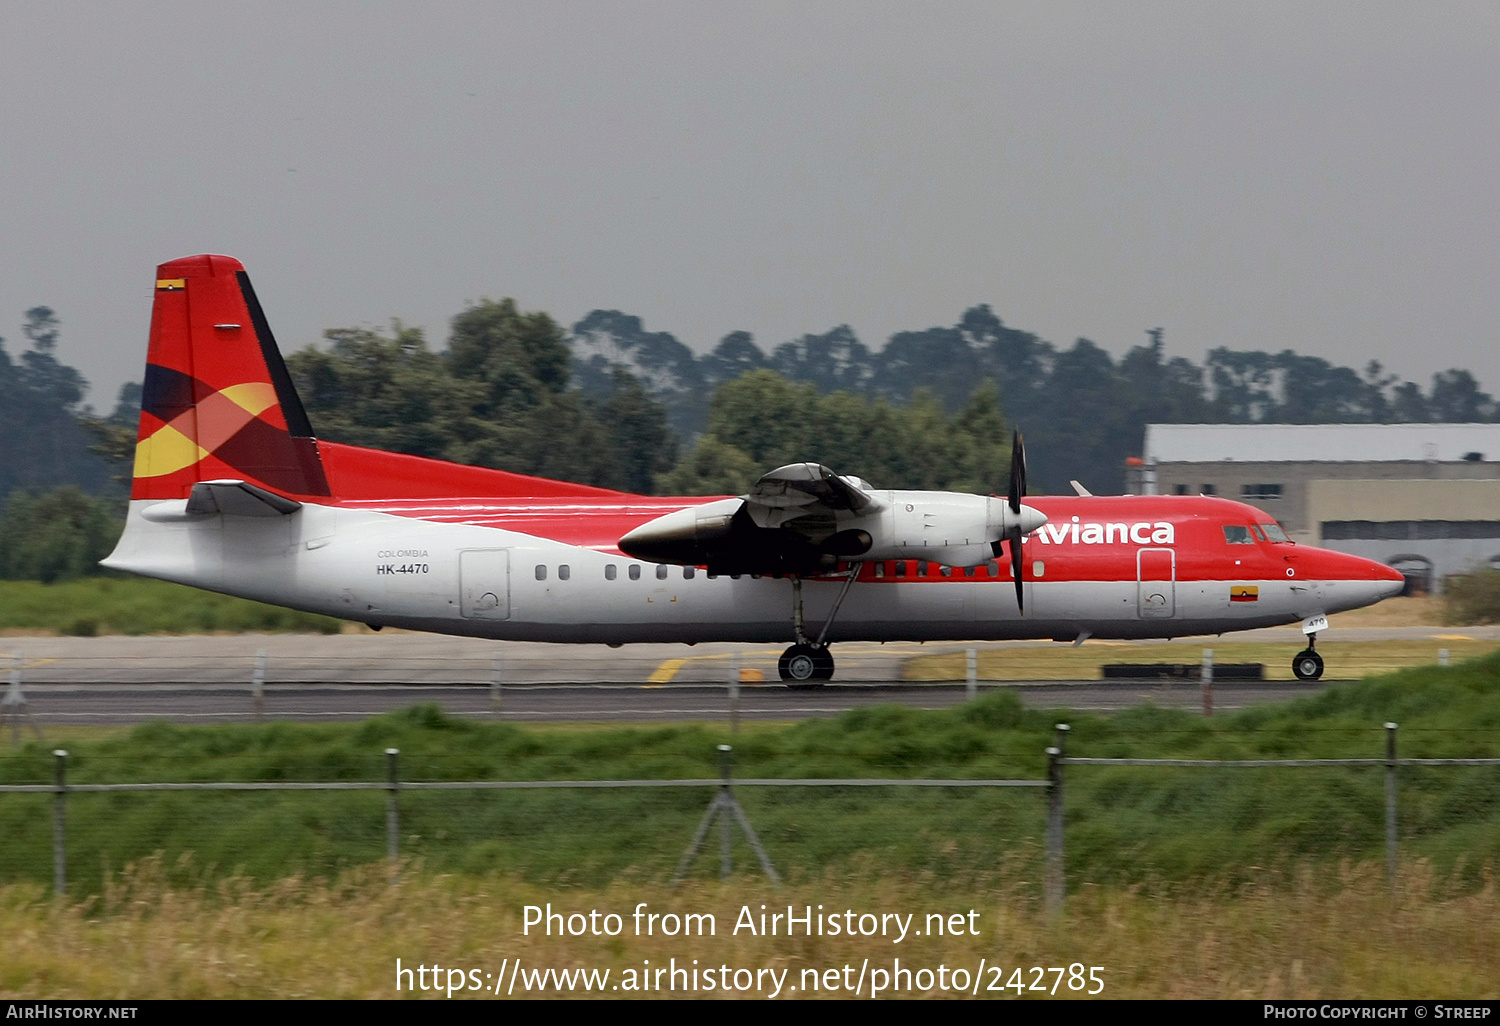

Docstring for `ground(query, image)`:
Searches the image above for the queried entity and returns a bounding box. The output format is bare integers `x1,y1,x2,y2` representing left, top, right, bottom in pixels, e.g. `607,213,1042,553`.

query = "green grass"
1,652,1498,896
0,578,342,635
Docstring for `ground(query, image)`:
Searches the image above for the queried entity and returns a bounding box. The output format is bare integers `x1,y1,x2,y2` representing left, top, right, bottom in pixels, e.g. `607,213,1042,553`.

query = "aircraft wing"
743,463,881,529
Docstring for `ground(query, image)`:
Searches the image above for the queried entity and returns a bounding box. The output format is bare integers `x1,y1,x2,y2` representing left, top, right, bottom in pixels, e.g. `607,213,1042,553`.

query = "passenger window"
656,564,669,580
629,564,641,581
873,563,885,579
964,566,977,578
917,561,929,577
605,564,617,581
987,562,1000,578
683,566,696,579
535,564,547,581
1222,525,1255,544
940,565,952,577
558,565,570,581
894,561,907,578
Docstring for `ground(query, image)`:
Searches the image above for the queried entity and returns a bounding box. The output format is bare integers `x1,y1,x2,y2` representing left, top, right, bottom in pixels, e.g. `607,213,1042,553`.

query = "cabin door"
460,549,511,620
1136,547,1176,619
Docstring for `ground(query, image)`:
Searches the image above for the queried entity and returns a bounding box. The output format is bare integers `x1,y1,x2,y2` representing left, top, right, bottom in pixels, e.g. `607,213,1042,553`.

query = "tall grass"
0,860,1492,998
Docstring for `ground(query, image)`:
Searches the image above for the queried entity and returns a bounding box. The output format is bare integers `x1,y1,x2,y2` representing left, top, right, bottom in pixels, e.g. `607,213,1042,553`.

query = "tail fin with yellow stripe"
133,254,329,500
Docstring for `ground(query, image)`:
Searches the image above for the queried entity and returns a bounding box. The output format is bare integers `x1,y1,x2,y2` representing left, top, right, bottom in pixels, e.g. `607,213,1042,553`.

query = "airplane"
103,255,1407,684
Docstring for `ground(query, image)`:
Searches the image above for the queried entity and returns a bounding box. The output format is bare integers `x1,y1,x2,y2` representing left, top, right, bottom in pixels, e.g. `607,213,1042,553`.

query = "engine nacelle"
617,497,742,565
851,492,1044,567
620,491,1046,571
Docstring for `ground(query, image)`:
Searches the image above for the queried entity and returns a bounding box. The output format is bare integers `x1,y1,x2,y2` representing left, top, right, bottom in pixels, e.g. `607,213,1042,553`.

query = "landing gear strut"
1292,633,1325,681
777,566,861,685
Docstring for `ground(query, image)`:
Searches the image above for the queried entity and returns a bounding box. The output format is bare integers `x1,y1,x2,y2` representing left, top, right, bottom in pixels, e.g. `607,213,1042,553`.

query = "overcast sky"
2,1,1497,411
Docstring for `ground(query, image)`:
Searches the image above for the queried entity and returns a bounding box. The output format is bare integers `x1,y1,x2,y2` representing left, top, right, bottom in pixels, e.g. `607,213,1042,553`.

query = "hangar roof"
1144,424,1500,464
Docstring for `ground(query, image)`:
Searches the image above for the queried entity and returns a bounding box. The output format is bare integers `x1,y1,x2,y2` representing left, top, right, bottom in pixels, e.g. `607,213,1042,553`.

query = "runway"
2,626,1488,726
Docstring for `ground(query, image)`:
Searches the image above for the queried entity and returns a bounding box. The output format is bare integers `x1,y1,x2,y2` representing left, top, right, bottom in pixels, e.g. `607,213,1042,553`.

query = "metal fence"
5,723,1497,911
1047,722,1500,908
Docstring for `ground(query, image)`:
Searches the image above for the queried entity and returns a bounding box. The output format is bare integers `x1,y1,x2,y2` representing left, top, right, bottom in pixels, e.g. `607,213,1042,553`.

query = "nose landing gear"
1292,634,1325,681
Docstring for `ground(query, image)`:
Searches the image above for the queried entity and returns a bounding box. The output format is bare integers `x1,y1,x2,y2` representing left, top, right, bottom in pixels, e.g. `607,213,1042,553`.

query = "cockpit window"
1223,525,1255,544
1261,522,1290,543
1250,524,1267,541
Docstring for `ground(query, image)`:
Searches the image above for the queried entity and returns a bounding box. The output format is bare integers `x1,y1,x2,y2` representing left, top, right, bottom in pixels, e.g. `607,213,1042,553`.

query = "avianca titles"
103,255,1405,683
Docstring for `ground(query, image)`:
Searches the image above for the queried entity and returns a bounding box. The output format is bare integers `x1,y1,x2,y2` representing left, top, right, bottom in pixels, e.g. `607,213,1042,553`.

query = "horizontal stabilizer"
186,479,302,517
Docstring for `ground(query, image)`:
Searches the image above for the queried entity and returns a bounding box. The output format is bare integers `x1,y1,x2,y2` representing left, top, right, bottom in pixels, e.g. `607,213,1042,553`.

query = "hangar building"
1132,424,1500,593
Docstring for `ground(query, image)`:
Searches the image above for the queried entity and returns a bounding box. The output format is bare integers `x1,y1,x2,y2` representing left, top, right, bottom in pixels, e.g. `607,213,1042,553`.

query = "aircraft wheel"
778,644,825,686
811,646,835,680
1292,649,1325,682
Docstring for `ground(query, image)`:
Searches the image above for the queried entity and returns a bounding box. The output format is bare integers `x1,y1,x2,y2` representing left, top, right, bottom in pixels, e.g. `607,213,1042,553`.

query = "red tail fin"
132,255,330,500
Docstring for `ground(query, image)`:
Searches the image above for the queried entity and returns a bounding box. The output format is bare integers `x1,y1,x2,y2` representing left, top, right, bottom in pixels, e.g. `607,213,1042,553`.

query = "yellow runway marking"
1433,634,1473,641
648,658,688,683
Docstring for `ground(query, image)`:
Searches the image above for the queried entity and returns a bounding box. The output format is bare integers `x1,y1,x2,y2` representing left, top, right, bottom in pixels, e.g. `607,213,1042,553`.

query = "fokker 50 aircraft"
104,255,1406,683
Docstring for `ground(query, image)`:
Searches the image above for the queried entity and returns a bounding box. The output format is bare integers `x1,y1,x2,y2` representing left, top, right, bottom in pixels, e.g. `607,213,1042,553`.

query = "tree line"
573,310,1498,494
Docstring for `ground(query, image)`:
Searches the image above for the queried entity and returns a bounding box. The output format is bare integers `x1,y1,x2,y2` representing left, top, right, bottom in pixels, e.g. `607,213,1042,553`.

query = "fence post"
1438,648,1449,668
1201,648,1214,717
966,649,977,700
1045,744,1064,917
718,744,733,880
252,649,266,721
1385,722,1398,896
386,747,400,881
729,653,741,735
4,653,43,745
53,749,68,897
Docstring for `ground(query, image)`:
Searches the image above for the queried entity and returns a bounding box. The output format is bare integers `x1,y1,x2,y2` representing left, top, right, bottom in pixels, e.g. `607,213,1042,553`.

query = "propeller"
1005,430,1027,611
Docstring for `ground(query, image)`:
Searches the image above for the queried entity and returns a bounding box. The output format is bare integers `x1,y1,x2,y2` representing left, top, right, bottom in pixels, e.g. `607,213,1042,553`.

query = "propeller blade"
1008,524,1024,611
1007,430,1027,515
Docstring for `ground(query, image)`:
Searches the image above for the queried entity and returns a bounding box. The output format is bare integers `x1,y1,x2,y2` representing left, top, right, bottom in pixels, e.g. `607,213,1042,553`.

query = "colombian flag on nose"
1230,585,1259,602
132,255,329,501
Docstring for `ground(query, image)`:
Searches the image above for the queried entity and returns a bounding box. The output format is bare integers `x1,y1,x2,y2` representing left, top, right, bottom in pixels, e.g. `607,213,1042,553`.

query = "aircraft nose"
1376,562,1406,599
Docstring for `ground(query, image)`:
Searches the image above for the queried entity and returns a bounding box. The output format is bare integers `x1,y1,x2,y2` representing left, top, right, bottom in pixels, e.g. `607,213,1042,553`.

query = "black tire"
1292,649,1324,682
811,646,835,680
778,644,821,683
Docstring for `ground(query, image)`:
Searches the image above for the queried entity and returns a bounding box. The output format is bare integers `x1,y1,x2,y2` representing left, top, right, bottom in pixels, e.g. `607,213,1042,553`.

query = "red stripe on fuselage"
331,489,1399,586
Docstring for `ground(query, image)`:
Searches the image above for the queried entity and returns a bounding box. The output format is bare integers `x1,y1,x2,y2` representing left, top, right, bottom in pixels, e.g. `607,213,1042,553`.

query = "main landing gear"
778,566,862,685
1292,634,1325,681
778,643,834,683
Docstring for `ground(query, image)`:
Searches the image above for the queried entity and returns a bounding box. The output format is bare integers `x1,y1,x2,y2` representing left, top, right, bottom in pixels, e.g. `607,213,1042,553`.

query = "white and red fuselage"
106,480,1404,645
